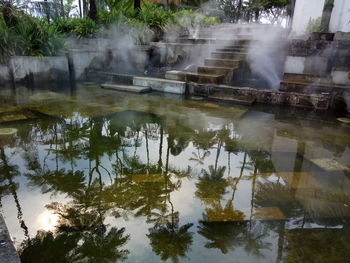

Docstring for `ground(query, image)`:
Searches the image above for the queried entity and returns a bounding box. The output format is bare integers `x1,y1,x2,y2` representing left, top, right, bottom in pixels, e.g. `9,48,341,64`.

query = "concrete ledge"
133,76,186,94
0,214,20,263
188,83,330,110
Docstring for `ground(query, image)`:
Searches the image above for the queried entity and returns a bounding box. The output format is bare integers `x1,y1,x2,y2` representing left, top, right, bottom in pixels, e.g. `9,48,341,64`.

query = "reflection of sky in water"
0,84,350,262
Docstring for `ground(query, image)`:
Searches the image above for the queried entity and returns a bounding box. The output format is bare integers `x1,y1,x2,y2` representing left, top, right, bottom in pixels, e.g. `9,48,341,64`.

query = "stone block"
133,76,186,94
310,158,350,171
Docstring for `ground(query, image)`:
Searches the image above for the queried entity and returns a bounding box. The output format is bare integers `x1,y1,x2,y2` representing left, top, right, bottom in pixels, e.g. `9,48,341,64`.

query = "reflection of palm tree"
205,199,245,222
20,230,79,263
195,165,228,201
20,201,130,263
147,222,193,263
0,147,30,240
198,220,247,254
74,227,129,263
189,149,210,166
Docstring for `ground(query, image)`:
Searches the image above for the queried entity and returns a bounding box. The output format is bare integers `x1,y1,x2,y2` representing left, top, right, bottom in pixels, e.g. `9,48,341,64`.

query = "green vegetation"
0,0,294,61
0,1,220,60
0,6,64,61
306,17,322,33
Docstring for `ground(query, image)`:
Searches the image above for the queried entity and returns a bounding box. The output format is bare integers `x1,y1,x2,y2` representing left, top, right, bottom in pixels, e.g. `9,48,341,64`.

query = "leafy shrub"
174,9,219,29
53,18,98,38
0,10,64,59
306,17,322,33
138,2,173,30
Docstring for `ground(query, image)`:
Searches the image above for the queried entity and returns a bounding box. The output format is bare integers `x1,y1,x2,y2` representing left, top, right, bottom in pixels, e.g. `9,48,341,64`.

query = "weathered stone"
310,158,350,171
133,76,186,94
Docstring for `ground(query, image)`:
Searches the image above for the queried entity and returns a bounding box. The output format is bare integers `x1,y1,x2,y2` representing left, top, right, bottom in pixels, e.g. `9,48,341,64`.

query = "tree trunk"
320,0,334,32
236,0,243,22
78,0,82,18
134,0,141,12
254,10,259,22
88,0,98,20
288,0,296,26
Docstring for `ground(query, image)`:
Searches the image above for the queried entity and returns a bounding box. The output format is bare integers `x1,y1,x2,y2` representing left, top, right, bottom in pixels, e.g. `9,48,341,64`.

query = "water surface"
0,84,350,263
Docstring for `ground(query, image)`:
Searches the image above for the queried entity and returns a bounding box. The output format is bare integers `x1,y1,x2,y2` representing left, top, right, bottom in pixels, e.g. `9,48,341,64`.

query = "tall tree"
88,0,97,20
320,0,334,32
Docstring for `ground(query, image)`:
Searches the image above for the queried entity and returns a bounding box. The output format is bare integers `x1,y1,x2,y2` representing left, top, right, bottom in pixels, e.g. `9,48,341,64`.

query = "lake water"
0,83,349,263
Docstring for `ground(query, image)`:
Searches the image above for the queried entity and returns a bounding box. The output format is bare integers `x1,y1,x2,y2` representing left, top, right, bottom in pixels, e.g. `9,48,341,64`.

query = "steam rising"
67,1,289,91
247,26,287,90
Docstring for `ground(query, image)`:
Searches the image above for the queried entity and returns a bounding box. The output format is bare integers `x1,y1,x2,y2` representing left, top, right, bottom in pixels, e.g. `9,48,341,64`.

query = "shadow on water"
0,84,349,262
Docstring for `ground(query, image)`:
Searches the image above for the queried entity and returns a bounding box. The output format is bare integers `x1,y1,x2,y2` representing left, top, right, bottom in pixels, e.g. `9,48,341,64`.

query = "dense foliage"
0,0,293,60
0,6,64,62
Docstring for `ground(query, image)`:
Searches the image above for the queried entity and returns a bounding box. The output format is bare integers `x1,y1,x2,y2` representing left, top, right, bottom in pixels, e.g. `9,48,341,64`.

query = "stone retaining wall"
0,56,69,83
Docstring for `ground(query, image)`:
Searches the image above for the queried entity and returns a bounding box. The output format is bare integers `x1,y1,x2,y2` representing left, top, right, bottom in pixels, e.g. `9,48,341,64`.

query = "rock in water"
0,128,18,135
337,118,350,124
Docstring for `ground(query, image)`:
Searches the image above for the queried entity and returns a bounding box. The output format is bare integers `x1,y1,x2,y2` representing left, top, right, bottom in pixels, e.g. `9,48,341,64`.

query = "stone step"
283,73,332,84
208,93,256,105
197,66,233,76
101,83,152,93
204,58,242,68
216,47,248,53
211,52,247,60
133,76,186,94
165,70,225,84
197,66,233,83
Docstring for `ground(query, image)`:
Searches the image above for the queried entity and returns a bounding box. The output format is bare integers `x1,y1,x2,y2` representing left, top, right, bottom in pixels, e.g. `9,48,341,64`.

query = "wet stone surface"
0,215,20,263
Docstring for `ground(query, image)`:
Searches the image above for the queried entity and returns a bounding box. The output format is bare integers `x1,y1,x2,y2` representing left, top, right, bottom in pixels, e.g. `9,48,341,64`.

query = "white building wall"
329,0,350,32
291,0,325,36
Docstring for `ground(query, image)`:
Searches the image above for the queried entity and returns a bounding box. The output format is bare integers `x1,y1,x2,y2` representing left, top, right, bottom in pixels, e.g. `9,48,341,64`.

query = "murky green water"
0,84,350,263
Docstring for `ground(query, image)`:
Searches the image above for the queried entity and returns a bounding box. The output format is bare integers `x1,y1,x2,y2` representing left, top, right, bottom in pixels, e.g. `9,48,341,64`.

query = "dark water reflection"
0,84,350,263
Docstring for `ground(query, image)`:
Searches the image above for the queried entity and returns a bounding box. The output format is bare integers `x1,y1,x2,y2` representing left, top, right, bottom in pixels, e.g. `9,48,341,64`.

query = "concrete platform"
0,214,21,263
133,76,186,94
101,83,152,93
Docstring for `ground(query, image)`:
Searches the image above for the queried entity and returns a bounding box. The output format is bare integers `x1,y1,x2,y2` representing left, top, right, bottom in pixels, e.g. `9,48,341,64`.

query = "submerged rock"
337,117,350,124
0,128,18,135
